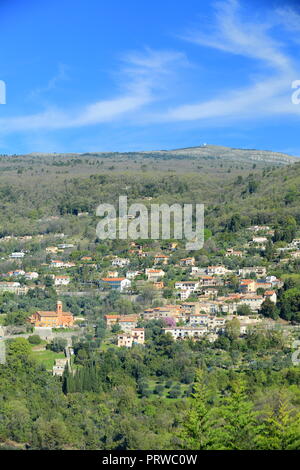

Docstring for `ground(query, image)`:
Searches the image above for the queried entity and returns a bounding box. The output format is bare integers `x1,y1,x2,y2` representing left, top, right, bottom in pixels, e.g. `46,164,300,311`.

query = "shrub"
28,335,42,345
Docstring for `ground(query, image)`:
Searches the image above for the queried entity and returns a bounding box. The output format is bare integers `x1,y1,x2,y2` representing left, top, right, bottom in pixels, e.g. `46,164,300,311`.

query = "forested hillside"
0,147,299,237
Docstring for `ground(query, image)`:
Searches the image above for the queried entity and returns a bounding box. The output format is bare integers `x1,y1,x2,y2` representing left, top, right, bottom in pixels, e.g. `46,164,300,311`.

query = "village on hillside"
1,221,300,379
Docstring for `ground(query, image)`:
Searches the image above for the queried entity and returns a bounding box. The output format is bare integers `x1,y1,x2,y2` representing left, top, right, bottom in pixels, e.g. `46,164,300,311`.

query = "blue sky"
1,0,300,155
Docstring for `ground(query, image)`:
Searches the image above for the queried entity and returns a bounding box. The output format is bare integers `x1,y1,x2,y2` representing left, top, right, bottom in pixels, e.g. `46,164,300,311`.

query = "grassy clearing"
30,348,65,370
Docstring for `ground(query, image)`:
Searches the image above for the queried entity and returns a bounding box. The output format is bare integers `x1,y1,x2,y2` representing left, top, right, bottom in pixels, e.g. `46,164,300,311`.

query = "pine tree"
256,398,300,450
211,379,258,450
178,369,215,450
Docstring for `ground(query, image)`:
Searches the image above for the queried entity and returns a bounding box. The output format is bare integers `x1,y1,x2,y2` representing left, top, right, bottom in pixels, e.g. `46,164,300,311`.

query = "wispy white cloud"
0,49,186,133
182,0,292,71
156,0,300,123
28,63,70,100
276,6,300,34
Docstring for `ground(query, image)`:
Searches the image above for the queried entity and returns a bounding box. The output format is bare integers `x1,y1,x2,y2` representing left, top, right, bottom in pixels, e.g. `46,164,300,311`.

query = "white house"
25,272,39,280
54,275,71,286
175,281,199,291
207,265,227,276
101,277,131,292
163,326,207,340
252,237,268,245
112,257,130,267
180,257,195,266
264,290,277,304
10,252,25,259
126,270,141,279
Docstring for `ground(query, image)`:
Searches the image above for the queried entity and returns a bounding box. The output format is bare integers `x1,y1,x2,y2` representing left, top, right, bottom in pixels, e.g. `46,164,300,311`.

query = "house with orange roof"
154,254,169,265
239,279,257,293
264,290,277,303
145,268,165,281
180,257,195,266
104,314,120,328
101,277,131,292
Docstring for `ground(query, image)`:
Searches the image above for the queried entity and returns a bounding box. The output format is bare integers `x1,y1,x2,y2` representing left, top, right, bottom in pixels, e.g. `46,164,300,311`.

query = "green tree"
256,399,300,450
179,370,214,449
260,298,278,319
212,379,258,450
28,334,42,345
48,337,67,352
225,318,240,341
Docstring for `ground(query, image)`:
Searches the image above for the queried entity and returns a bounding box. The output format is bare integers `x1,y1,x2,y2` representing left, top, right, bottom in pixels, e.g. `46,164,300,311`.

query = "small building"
126,270,141,279
118,316,139,332
53,358,68,376
154,254,169,265
101,277,131,292
207,265,226,276
10,252,25,259
54,275,71,286
163,326,207,340
112,257,130,267
7,270,25,277
25,271,39,280
104,314,120,329
252,237,268,244
104,314,139,331
50,260,76,269
145,269,165,282
117,328,145,348
240,279,257,293
225,249,243,257
50,260,65,268
180,257,195,266
264,290,277,304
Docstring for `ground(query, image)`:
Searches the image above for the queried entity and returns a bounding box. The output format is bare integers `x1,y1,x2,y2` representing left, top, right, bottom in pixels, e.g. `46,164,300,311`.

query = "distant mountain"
7,144,300,175
141,145,298,166
23,144,298,167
